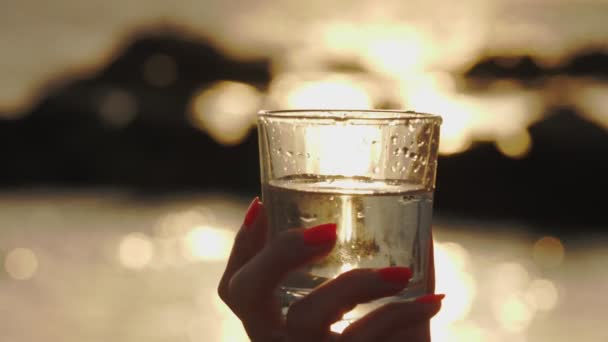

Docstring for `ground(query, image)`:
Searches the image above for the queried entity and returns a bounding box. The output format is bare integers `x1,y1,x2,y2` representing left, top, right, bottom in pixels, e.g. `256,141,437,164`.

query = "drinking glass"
257,110,442,323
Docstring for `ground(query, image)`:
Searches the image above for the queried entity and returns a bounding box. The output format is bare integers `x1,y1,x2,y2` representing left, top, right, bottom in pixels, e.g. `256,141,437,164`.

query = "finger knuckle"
217,283,229,304
217,279,230,305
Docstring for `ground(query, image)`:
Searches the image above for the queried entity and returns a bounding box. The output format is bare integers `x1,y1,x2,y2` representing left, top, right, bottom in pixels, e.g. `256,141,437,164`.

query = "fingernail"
377,267,412,285
415,293,445,303
243,197,262,229
302,223,337,246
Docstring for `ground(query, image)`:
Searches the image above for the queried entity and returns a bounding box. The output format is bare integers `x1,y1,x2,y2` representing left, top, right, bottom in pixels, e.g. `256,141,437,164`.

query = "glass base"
279,284,429,329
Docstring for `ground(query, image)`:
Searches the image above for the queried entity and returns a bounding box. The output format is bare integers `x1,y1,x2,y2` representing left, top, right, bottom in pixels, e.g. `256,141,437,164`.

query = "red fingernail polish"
415,294,445,303
378,267,412,284
243,197,262,229
302,223,337,246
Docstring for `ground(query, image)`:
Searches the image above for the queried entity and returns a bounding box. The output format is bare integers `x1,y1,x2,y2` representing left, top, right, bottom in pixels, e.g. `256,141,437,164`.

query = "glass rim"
258,109,442,122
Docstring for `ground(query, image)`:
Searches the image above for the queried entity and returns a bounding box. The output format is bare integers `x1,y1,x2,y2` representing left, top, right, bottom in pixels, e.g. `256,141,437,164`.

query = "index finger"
227,223,338,341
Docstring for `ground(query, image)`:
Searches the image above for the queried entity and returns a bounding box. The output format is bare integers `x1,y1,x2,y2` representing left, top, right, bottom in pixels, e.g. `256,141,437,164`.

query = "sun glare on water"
286,77,373,109
184,225,234,262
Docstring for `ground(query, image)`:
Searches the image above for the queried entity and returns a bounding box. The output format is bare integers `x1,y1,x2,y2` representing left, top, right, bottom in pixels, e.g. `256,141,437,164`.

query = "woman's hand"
218,198,443,341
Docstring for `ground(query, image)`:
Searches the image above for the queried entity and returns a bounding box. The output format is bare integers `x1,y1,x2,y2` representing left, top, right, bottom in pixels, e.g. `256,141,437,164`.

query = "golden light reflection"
183,225,234,262
433,241,476,327
189,81,262,145
306,125,380,177
532,236,565,268
316,21,362,58
487,261,549,334
576,83,608,130
286,77,372,109
330,307,361,333
153,207,230,266
525,279,559,311
433,320,486,342
403,73,473,155
118,232,154,269
97,17,552,162
402,73,541,157
438,135,474,156
361,26,428,77
4,247,38,280
315,22,457,75
494,294,535,333
152,237,182,268
495,130,532,159
339,262,356,275
491,262,530,294
210,289,250,341
156,208,217,238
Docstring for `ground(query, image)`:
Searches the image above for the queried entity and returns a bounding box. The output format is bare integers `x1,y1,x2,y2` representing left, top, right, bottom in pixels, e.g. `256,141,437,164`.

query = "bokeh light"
156,208,217,238
485,259,562,335
493,294,535,333
525,278,559,311
210,288,250,341
360,25,429,76
577,83,608,130
0,0,606,340
189,81,262,145
403,73,542,156
286,77,372,109
183,226,234,262
434,320,487,342
98,88,138,128
4,247,38,280
496,130,532,159
0,193,599,341
118,232,154,269
491,262,531,294
433,241,476,330
151,207,236,267
532,236,565,268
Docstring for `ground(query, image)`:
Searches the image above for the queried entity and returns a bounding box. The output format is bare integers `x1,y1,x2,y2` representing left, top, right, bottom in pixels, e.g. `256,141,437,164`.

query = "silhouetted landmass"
99,30,271,89
562,50,608,77
0,30,607,230
0,28,270,192
435,109,608,231
464,48,608,82
465,56,545,82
